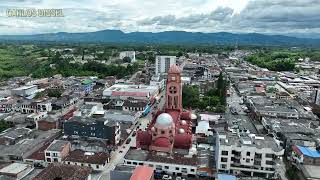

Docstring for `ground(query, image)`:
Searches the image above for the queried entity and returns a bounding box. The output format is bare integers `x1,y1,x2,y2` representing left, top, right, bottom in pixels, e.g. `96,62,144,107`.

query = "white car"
175,177,185,180
162,175,172,180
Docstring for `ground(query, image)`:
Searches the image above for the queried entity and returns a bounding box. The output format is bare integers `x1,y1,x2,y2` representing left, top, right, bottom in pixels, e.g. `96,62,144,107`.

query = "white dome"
151,127,155,131
155,113,173,127
181,120,187,125
191,114,197,120
178,128,185,134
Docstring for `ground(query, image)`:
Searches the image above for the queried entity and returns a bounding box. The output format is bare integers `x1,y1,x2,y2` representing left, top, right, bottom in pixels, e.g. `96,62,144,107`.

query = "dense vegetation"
182,73,227,113
30,52,139,79
244,50,320,71
0,43,319,80
0,120,13,133
244,52,297,71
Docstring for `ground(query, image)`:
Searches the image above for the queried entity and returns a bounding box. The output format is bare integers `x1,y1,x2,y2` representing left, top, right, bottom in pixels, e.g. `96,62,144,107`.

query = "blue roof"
218,174,237,180
297,145,320,158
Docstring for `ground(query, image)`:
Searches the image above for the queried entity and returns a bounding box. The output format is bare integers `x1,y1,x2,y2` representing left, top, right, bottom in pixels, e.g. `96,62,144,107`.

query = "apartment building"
216,131,284,179
155,56,176,76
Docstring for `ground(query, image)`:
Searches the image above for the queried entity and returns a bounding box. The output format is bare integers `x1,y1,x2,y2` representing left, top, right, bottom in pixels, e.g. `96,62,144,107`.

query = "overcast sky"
0,0,319,37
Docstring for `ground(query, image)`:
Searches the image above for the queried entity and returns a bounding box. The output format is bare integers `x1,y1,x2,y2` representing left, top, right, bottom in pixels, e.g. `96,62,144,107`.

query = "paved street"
95,90,166,180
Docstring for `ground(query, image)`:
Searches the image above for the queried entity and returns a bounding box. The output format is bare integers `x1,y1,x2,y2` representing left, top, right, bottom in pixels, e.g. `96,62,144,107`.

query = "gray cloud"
0,0,320,37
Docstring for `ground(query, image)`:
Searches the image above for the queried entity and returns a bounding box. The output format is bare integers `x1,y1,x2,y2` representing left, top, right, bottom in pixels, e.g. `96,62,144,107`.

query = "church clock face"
169,86,177,94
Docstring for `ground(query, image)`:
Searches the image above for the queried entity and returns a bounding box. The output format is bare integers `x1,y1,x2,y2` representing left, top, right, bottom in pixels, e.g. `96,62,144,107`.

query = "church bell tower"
166,64,182,110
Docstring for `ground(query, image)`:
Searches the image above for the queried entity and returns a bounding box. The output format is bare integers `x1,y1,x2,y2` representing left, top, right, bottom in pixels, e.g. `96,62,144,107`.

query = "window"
191,169,195,172
266,154,273,158
246,152,250,156
53,158,58,162
133,162,137,165
246,159,250,163
182,168,187,173
164,166,169,169
149,164,153,167
255,153,262,159
46,158,51,162
45,153,50,156
96,165,100,169
266,160,274,165
161,130,165,134
53,153,58,157
139,163,143,165
127,161,132,164
67,162,70,164
221,164,226,169
221,151,228,155
175,167,180,170
156,165,162,170
221,157,228,162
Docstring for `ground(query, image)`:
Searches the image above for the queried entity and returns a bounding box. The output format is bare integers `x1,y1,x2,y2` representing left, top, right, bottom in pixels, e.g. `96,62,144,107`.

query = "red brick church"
136,64,193,153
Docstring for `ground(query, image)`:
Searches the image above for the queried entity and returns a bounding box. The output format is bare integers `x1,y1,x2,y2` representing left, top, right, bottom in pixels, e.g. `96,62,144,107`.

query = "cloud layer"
0,0,319,37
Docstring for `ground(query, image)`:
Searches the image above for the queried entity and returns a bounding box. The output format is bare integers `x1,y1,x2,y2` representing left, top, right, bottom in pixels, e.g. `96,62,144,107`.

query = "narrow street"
95,90,166,180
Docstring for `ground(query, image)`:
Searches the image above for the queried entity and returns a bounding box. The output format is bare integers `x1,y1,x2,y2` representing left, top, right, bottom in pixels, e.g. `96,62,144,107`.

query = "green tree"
182,85,199,108
0,120,13,133
123,56,131,63
47,89,62,98
34,91,46,99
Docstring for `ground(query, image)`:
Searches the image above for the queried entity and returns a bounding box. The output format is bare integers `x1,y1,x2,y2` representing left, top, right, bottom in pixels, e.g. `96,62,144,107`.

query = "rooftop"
125,148,199,166
0,127,32,140
0,163,31,175
130,166,154,180
218,131,283,152
64,149,109,164
34,163,92,180
46,140,70,152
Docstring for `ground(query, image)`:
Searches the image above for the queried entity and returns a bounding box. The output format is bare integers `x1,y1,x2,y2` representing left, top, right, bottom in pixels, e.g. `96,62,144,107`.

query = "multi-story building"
45,140,71,163
81,79,94,94
155,56,176,76
216,131,284,179
119,51,136,62
11,85,38,97
16,99,52,114
63,116,121,145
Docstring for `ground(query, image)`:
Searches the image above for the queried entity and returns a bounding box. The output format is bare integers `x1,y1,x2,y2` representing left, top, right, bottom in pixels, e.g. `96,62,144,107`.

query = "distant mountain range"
0,30,319,46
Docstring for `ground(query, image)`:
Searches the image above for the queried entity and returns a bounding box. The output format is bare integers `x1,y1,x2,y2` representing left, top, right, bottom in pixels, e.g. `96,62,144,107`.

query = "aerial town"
0,48,319,180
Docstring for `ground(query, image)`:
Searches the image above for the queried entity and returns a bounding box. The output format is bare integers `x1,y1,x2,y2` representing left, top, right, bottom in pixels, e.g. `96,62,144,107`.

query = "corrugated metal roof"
297,145,320,158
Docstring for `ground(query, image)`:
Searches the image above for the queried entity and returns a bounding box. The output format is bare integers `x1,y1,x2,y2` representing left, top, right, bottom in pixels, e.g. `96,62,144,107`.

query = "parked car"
126,138,131,144
132,131,136,137
175,177,185,180
162,175,172,180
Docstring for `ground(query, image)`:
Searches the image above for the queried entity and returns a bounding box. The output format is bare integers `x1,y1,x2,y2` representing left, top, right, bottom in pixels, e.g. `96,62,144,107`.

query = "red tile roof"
130,166,154,180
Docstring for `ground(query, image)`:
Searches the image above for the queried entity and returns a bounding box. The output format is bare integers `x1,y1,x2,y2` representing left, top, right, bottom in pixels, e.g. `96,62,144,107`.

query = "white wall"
124,158,197,176
156,56,176,76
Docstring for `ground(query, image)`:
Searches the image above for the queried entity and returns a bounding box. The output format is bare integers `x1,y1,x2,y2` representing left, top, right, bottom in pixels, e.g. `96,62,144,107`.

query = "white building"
63,150,110,171
0,163,33,179
11,85,38,97
119,51,136,62
155,56,176,76
45,140,71,164
124,148,198,177
103,84,159,101
216,131,284,179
